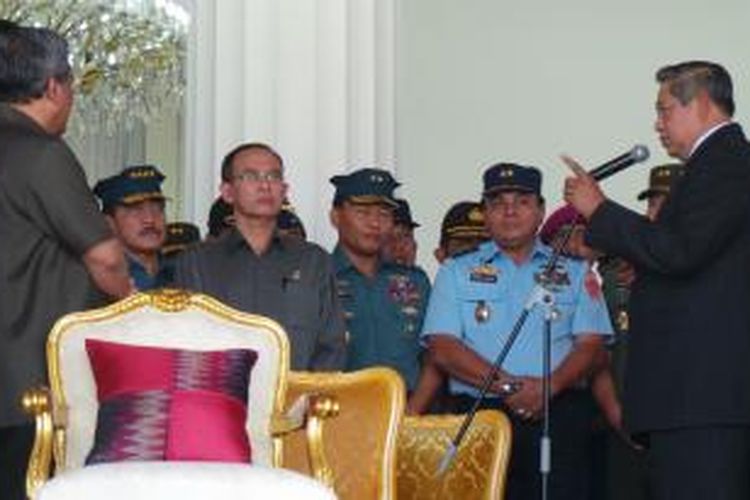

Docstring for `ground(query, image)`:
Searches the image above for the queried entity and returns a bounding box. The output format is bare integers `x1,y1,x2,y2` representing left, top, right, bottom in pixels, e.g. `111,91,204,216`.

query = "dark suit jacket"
586,123,750,434
0,104,110,427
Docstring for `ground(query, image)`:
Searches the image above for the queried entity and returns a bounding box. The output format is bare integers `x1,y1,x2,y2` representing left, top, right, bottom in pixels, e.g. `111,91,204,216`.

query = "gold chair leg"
306,394,340,488
22,387,54,500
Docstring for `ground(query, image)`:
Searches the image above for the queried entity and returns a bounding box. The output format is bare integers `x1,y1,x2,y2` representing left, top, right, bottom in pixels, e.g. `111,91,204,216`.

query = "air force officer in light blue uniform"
421,163,613,500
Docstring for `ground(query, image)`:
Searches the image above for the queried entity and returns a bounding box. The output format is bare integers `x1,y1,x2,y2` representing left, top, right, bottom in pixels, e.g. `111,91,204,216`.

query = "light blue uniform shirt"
421,239,613,397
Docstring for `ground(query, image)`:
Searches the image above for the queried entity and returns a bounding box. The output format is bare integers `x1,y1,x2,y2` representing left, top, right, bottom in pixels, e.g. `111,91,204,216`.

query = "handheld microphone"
589,145,650,181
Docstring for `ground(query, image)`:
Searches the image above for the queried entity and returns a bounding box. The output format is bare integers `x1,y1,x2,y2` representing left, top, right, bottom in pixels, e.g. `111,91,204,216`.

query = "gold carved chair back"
283,367,405,500
396,410,512,500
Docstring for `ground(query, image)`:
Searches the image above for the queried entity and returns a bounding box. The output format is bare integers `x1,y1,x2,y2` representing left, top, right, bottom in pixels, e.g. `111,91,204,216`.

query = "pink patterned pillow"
85,339,258,465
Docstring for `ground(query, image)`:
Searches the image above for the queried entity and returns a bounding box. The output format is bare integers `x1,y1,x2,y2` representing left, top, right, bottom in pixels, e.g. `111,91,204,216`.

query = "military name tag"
469,263,498,284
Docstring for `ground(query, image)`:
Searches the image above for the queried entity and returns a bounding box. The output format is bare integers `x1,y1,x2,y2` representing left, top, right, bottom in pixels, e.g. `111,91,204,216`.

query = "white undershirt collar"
688,121,731,158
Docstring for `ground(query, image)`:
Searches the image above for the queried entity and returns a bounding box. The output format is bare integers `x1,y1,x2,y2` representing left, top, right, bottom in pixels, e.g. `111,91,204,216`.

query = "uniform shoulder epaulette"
451,244,482,259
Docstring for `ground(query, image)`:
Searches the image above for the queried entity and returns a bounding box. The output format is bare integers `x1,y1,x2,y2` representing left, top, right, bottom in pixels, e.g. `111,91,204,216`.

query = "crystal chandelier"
0,0,189,134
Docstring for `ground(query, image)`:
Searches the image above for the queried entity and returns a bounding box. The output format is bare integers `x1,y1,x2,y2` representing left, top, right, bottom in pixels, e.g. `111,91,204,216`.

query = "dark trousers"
647,426,750,500
454,389,593,500
603,429,650,500
0,424,34,500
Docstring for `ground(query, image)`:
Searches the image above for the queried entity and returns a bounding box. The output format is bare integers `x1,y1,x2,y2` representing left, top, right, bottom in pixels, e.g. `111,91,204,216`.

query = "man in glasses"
174,142,346,371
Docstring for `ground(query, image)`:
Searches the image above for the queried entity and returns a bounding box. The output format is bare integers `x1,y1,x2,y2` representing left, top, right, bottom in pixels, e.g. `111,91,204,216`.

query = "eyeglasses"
232,169,284,183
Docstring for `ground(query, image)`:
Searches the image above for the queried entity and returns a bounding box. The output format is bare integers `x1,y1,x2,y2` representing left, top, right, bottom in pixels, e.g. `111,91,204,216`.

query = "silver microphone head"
631,144,650,163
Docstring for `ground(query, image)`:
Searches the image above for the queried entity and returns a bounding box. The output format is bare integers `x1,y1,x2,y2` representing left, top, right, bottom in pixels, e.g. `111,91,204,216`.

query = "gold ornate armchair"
282,368,512,500
282,368,405,500
396,410,512,500
23,290,338,500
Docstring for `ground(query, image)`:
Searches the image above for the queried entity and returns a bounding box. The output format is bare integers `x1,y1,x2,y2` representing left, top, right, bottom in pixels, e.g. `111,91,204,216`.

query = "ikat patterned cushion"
85,339,257,464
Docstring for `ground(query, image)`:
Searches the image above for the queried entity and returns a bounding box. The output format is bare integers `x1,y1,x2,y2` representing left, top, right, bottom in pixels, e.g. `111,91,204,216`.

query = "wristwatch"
498,380,521,396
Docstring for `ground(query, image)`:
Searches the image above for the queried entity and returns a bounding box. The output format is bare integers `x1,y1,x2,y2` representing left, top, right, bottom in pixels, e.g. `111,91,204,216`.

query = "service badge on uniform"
387,274,421,305
387,274,423,338
534,263,570,291
474,300,491,323
402,305,420,317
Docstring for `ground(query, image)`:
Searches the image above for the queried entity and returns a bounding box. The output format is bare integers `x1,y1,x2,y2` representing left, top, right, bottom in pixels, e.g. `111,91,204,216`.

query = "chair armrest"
273,393,339,488
22,387,54,500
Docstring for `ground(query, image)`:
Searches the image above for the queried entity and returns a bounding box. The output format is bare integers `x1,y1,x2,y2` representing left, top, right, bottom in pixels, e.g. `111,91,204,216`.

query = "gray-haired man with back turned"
0,22,132,499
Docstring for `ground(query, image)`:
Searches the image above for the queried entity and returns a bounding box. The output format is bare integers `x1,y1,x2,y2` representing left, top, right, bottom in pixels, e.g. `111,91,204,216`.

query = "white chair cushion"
37,461,337,500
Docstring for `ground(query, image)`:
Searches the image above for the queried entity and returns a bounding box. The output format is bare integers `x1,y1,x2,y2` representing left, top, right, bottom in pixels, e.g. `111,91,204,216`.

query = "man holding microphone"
563,61,750,500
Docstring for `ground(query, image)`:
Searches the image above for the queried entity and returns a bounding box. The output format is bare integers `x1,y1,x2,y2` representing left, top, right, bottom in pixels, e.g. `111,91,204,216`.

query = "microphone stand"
540,285,555,500
437,219,580,500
